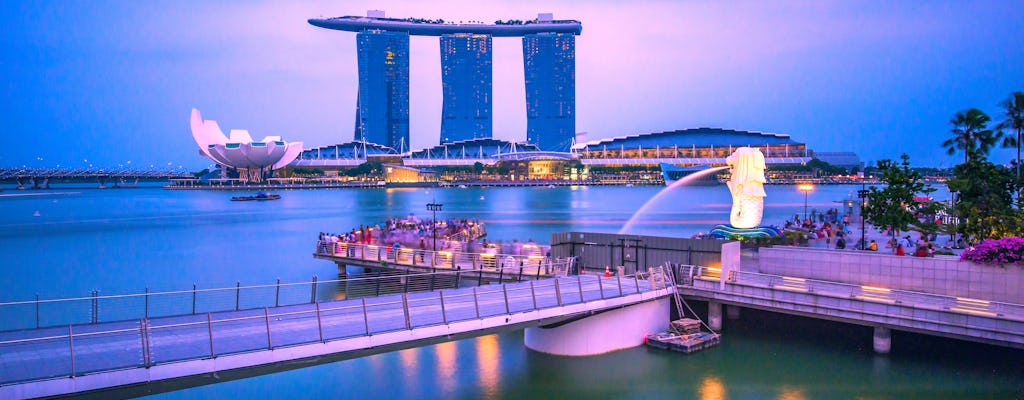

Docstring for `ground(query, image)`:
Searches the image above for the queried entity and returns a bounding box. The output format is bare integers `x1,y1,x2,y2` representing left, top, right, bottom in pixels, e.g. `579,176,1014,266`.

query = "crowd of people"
318,215,484,252
316,215,551,258
781,207,955,257
783,209,853,250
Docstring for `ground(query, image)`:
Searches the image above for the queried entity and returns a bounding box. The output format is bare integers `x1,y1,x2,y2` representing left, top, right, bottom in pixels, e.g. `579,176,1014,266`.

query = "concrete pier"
524,298,669,356
873,326,891,354
708,301,723,330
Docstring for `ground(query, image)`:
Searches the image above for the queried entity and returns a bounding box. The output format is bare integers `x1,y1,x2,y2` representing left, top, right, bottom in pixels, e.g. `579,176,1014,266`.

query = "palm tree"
995,91,1023,182
943,108,1001,163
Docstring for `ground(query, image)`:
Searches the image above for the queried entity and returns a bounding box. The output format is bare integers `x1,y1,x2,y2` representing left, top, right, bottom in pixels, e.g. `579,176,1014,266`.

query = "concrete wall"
758,246,1024,304
524,298,670,356
550,232,731,275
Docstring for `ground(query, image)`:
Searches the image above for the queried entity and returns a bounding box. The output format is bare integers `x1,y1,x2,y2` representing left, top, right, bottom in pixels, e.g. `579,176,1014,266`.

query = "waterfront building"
189,108,303,182
294,140,398,167
309,12,582,151
523,32,576,152
440,33,493,144
574,127,809,165
355,30,410,153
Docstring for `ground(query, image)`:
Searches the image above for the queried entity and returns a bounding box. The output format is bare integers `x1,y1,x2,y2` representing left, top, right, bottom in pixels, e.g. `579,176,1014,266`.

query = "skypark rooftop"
308,15,582,37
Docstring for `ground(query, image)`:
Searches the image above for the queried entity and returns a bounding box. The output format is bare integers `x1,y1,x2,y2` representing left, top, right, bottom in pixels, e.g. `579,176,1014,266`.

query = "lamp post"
797,183,814,221
426,200,443,251
857,185,869,251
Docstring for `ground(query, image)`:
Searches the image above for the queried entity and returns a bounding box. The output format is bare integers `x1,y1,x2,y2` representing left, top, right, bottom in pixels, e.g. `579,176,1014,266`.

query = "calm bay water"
2,184,1021,399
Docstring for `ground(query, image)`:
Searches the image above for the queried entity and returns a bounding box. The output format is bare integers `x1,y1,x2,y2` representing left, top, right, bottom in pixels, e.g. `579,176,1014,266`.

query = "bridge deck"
0,273,670,398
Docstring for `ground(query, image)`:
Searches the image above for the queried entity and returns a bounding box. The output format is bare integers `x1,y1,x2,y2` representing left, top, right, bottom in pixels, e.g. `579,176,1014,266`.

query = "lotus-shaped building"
190,108,303,182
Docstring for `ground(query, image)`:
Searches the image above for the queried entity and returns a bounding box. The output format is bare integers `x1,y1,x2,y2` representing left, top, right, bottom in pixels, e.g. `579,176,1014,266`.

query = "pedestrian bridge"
0,269,673,399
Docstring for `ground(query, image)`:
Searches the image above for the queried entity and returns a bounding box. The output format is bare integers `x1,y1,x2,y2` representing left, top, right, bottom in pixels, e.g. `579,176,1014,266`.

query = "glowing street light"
797,183,814,221
426,200,443,251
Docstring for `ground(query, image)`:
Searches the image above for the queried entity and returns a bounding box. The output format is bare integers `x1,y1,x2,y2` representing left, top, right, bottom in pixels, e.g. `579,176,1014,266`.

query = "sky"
1,0,1022,170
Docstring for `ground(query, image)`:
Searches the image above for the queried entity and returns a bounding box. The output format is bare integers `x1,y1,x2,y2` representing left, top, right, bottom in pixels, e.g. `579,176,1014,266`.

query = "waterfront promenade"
677,262,1024,352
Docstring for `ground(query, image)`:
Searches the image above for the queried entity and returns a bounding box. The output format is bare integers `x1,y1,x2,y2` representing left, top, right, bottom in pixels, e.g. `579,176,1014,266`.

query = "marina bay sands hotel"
308,11,582,152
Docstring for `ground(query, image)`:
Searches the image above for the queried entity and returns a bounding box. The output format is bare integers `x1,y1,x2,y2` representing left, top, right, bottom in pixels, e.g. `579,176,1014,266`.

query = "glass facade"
355,30,410,152
440,34,493,144
523,33,575,152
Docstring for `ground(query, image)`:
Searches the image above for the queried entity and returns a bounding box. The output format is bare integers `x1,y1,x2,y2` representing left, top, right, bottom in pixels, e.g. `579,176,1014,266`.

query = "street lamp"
857,187,869,250
426,200,443,251
797,183,814,221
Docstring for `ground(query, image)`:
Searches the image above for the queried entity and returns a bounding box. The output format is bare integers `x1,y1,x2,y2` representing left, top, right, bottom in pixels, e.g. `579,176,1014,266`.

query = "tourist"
895,243,905,256
868,240,878,251
835,235,846,250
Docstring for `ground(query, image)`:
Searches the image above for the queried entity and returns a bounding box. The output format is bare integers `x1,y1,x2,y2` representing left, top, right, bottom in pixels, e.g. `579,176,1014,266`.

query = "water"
2,184,1020,399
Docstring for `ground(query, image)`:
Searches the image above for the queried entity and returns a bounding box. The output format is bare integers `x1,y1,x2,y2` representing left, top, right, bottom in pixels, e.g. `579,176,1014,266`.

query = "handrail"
675,265,1024,319
0,273,669,386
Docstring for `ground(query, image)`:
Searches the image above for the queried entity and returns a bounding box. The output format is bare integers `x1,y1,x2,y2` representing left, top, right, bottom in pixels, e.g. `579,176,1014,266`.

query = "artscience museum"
190,108,303,182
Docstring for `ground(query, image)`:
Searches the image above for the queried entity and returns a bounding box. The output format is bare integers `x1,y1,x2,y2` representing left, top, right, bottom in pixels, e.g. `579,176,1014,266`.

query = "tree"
995,91,1024,187
863,154,940,241
942,108,1002,163
947,159,1023,241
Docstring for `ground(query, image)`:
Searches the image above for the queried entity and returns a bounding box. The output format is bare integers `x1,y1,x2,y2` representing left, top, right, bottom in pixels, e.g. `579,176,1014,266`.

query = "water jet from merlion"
619,147,781,238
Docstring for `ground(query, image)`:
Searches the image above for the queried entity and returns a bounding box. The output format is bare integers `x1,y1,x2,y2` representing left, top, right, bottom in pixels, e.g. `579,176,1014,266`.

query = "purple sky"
1,0,1022,169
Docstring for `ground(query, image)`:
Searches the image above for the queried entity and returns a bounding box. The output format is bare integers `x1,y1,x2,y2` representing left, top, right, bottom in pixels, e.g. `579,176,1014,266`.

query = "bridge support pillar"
726,305,740,320
708,301,723,331
524,298,669,356
873,326,891,354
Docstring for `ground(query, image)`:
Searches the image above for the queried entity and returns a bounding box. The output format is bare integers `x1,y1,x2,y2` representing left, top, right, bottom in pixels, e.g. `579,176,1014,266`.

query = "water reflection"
435,341,457,395
777,386,807,400
699,375,726,400
476,334,501,395
398,346,420,388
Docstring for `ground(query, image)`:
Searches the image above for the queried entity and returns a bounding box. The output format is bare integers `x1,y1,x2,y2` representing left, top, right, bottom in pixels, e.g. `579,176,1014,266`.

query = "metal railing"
316,241,573,278
0,268,672,386
675,265,1024,320
0,263,573,333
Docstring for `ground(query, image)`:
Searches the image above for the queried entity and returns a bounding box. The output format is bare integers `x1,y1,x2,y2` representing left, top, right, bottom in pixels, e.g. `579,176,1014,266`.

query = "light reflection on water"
476,334,501,396
699,375,727,400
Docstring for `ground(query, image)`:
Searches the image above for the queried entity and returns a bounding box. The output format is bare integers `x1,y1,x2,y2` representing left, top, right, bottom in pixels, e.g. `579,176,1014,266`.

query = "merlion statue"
725,147,767,229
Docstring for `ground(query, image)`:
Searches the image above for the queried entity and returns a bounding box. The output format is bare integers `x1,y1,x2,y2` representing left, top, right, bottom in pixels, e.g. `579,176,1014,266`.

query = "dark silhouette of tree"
943,108,1002,163
995,91,1024,188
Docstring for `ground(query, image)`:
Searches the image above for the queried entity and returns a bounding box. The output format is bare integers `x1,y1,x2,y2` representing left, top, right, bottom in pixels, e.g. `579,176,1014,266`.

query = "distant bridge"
0,168,192,189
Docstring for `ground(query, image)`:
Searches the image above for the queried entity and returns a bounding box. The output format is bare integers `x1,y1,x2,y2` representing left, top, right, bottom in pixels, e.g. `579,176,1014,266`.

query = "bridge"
0,168,192,189
0,268,673,399
674,264,1024,353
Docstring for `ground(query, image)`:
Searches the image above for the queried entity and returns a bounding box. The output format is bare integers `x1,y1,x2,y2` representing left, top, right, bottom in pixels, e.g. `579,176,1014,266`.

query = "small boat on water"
231,192,281,201
645,318,720,354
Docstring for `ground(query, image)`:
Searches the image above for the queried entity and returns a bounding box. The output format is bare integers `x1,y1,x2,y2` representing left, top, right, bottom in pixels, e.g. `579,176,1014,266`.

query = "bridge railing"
679,268,1024,319
0,267,672,386
0,262,578,333
316,241,574,278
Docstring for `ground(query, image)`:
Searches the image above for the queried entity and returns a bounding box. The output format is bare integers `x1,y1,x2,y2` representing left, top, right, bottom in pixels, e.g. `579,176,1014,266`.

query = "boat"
645,318,720,354
231,192,281,201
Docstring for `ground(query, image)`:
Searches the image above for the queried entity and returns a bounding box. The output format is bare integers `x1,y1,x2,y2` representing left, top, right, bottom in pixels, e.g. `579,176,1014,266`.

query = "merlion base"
709,224,783,239
524,298,669,356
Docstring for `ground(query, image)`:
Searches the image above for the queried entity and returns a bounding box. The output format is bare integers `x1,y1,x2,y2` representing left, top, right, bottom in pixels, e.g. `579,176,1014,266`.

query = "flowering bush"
960,237,1024,266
